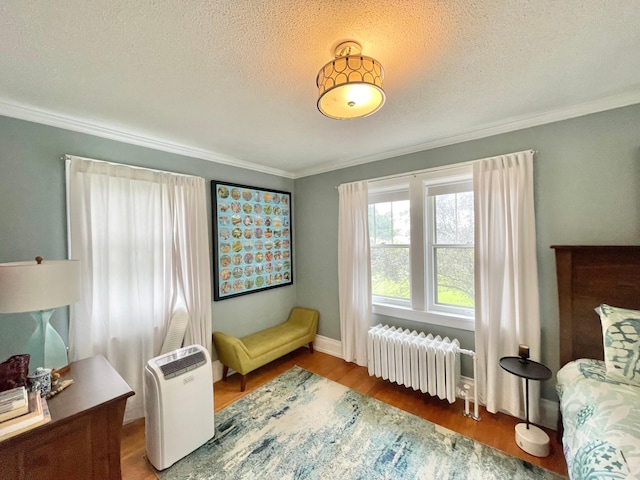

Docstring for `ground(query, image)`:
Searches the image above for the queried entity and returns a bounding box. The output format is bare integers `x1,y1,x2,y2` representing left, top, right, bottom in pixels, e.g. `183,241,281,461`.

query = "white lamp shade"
0,259,80,313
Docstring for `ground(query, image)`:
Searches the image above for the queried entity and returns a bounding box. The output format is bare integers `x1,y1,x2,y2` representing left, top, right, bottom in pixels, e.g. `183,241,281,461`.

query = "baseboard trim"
212,359,225,383
313,334,343,358
539,398,559,431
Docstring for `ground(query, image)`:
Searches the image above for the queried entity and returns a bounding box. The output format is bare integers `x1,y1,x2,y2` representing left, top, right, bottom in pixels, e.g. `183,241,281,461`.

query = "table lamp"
0,256,80,373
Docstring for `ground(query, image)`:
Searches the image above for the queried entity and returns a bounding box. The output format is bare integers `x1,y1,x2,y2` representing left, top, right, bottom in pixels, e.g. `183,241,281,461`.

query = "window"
426,181,474,317
66,156,211,420
368,188,410,306
368,165,475,330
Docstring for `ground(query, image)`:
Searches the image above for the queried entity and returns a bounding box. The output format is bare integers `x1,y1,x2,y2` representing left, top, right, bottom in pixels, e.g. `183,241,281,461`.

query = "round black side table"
499,356,552,457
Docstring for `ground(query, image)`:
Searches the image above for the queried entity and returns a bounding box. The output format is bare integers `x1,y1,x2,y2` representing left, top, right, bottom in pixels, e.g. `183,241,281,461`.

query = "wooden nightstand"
0,355,134,480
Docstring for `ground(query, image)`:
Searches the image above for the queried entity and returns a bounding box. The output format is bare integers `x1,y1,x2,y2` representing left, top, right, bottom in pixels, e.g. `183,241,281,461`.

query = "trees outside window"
369,199,410,303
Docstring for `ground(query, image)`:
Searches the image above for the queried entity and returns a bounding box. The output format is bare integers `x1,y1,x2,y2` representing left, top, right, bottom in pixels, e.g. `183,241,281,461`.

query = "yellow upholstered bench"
212,307,319,391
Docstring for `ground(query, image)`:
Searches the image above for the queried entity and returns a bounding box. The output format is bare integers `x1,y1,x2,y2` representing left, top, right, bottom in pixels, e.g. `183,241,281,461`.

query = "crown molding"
2,91,639,181
292,91,640,178
0,99,295,179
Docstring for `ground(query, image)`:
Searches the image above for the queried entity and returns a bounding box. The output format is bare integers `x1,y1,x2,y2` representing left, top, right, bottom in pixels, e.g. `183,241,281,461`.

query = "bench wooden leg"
308,342,314,354
222,365,229,381
240,374,247,392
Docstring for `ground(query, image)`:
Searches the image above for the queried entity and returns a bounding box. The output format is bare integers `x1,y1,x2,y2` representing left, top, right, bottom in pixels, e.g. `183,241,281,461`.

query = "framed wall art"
211,180,293,301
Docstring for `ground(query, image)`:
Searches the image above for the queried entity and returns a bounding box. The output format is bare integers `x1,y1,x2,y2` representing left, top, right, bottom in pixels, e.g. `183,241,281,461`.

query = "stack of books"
0,386,51,441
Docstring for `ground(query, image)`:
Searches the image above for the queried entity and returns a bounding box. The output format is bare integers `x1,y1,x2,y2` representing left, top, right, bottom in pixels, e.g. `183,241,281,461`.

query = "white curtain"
169,179,213,350
473,150,541,420
338,181,371,367
66,156,212,421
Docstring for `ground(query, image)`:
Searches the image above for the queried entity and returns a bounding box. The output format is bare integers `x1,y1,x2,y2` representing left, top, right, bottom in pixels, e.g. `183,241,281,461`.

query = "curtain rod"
63,154,198,179
335,149,536,189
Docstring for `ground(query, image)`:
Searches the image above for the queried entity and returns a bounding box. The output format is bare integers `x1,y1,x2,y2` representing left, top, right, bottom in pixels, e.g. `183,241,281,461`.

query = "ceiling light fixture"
316,41,385,120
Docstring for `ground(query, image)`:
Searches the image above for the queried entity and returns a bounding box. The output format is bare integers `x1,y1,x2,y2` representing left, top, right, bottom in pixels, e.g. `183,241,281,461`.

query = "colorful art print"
212,181,293,300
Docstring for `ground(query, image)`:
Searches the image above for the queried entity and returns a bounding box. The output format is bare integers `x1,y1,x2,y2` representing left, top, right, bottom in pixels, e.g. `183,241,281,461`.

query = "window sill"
372,303,475,332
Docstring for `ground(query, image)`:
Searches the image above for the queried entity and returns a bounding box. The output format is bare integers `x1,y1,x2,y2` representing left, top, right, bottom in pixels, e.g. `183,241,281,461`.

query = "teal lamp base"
25,309,69,373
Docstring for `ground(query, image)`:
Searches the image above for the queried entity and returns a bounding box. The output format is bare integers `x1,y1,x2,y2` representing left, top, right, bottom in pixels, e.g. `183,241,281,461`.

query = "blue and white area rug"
158,366,564,480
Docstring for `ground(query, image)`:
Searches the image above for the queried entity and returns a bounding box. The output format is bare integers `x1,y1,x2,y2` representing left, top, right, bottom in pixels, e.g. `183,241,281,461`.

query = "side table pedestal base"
515,423,550,457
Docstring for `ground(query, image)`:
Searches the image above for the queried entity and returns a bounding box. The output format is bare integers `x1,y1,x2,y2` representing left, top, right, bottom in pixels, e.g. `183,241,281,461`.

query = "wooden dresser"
0,355,134,480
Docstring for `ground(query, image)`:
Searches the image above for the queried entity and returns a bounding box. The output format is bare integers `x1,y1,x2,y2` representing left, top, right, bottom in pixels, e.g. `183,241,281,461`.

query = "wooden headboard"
552,246,640,367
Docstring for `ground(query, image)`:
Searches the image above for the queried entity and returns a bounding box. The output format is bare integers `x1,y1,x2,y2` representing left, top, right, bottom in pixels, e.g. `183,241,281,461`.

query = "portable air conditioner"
145,344,215,470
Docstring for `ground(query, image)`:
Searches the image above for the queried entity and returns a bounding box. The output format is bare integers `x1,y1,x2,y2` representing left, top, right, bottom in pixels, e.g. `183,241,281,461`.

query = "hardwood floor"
121,349,568,479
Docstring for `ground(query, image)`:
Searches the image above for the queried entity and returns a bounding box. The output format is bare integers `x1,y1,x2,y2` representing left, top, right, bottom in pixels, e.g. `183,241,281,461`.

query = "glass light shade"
0,259,80,372
317,55,385,120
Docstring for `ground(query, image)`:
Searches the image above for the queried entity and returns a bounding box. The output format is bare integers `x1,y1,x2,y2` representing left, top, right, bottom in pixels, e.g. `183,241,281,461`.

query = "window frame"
368,165,475,331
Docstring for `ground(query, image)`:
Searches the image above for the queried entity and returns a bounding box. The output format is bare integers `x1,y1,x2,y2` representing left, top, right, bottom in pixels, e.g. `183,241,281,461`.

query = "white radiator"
367,324,480,420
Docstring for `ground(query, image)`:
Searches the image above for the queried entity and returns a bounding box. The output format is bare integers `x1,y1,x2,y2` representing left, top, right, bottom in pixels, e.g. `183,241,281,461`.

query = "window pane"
435,191,474,244
373,203,392,244
392,200,410,244
371,246,410,299
434,247,474,307
369,200,410,245
456,192,474,244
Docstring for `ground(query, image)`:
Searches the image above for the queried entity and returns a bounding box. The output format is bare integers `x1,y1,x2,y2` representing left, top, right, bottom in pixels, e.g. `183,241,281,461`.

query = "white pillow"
596,304,640,385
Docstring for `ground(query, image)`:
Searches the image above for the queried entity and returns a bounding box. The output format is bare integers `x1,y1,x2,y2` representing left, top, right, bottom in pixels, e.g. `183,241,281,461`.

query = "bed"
552,245,640,479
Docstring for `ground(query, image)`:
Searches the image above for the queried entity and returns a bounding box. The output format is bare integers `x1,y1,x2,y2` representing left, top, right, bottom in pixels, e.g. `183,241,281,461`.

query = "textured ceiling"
1,1,640,178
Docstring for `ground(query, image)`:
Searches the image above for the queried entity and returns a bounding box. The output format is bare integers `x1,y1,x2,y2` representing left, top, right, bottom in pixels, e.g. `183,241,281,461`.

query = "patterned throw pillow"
597,304,640,385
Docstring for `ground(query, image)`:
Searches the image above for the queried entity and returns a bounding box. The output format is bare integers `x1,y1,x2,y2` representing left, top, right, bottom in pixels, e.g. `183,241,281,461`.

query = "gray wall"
295,103,640,399
1,104,639,401
0,115,296,361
